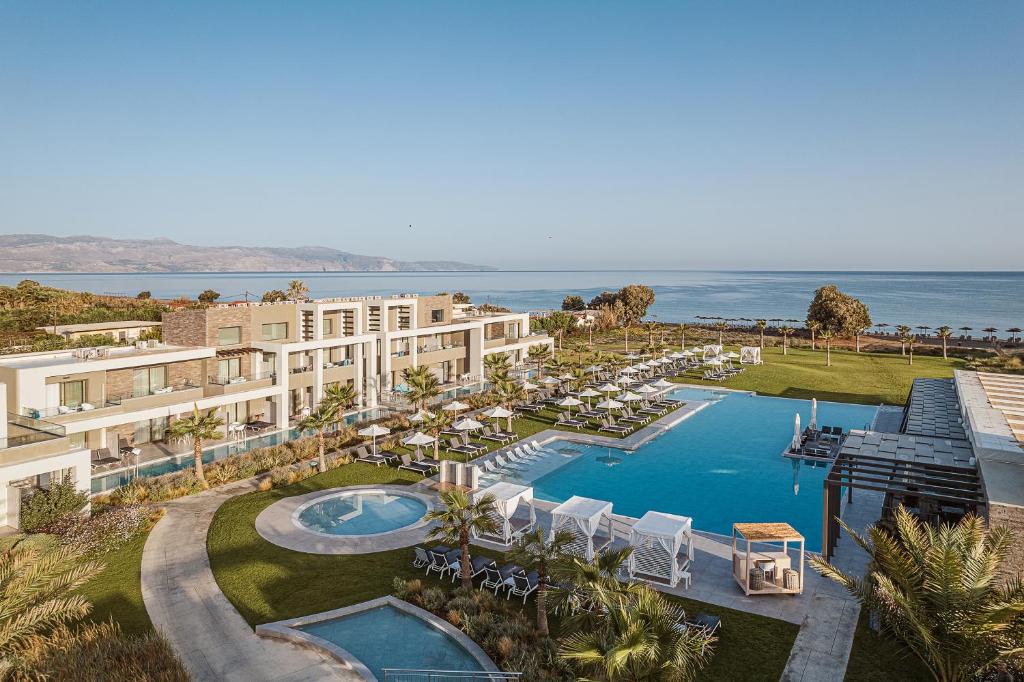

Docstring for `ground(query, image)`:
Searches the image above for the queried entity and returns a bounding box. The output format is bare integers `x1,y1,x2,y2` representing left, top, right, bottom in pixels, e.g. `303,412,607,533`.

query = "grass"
674,346,962,405
844,611,930,681
208,461,799,681
77,531,153,636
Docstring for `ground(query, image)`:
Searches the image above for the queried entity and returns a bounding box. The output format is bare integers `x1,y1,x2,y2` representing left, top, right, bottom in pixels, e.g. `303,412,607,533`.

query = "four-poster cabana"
732,522,804,596
472,482,536,546
628,510,694,588
550,496,614,559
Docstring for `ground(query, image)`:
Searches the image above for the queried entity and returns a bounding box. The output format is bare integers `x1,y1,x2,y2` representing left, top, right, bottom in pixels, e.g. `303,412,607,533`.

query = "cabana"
731,522,804,595
628,511,694,588
740,346,762,365
472,482,536,546
550,496,614,559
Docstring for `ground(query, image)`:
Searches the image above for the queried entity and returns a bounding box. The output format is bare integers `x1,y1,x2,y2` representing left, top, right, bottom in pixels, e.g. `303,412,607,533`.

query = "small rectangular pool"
527,387,877,550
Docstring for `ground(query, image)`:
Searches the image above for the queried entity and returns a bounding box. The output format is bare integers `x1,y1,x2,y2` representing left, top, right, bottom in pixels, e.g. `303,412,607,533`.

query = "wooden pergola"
732,522,804,596
822,450,984,560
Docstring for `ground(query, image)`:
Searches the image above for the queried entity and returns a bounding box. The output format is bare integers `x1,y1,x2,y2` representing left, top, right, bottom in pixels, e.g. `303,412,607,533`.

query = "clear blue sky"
1,1,1021,270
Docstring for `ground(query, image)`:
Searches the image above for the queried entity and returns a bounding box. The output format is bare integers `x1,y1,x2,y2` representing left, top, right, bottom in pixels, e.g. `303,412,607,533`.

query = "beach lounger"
556,411,587,430
458,433,488,452
507,570,540,603
445,438,478,457
599,417,631,434
399,455,433,476
480,426,509,444
412,546,431,570
415,451,440,469
450,554,496,583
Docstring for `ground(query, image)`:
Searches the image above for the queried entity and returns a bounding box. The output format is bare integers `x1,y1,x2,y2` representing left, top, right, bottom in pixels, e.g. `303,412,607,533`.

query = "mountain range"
0,234,493,273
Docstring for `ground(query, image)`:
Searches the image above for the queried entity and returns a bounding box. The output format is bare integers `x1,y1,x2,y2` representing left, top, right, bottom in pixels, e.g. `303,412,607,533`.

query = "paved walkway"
140,479,360,681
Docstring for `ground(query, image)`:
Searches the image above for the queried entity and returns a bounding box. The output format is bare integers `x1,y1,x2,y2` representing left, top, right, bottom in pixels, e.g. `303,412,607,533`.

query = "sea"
2,270,1022,331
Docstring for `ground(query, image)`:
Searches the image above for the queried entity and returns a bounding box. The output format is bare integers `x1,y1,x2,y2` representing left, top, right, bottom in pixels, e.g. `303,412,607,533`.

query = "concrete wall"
989,502,1024,582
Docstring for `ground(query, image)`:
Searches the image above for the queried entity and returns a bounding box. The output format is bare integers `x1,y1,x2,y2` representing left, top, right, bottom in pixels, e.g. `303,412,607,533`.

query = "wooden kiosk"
731,522,804,596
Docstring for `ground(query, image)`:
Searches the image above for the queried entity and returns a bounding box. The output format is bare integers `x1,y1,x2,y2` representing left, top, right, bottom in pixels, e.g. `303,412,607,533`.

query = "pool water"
530,388,877,550
299,605,481,678
297,492,427,536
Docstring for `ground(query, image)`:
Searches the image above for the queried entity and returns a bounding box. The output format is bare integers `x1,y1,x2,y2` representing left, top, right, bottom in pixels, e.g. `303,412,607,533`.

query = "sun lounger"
415,451,440,469
482,563,523,594
427,547,455,576
556,412,587,430
599,417,631,434
458,433,487,452
480,426,509,444
413,546,432,570
450,554,496,583
399,455,433,476
507,570,540,603
445,438,478,457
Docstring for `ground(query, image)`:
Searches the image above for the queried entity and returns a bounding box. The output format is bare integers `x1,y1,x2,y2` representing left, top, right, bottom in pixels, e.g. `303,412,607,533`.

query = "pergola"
472,482,536,546
821,431,984,560
550,496,614,560
732,522,804,596
628,511,694,588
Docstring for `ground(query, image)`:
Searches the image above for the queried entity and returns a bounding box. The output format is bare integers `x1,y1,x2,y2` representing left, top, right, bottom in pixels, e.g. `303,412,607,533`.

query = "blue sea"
2,270,1022,331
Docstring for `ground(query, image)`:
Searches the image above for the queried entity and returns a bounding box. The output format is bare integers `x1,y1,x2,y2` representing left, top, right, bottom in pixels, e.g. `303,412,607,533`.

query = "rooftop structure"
35,319,161,341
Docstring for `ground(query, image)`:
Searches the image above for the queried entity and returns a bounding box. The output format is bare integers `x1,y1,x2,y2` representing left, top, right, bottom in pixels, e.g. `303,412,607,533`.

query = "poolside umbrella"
442,400,470,413
454,418,484,431
596,398,623,416
483,406,515,431
625,353,640,360
617,391,642,403
358,424,391,456
521,381,539,391
557,396,583,415
597,382,620,394
618,376,637,385
403,431,436,447
707,357,723,367
810,399,817,432
725,351,740,359
578,387,601,409
636,384,658,395
584,364,603,374
652,378,674,388
408,409,433,423
558,373,575,381
681,350,694,357
541,376,561,385
792,413,801,452
620,366,638,375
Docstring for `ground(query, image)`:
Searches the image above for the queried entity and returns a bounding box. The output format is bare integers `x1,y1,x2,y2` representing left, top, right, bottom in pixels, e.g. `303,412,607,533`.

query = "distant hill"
0,234,495,273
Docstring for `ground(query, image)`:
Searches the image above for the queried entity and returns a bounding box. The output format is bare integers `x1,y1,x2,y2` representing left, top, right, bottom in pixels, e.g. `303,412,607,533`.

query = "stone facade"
989,502,1024,583
162,307,255,347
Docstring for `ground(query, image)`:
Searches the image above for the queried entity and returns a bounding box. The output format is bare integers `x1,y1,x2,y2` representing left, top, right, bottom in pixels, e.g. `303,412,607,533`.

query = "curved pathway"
140,478,359,681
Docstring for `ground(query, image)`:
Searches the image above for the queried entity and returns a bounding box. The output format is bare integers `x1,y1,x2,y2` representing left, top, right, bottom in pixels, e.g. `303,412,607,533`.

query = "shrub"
47,505,151,556
20,475,89,533
421,587,448,612
270,467,293,488
257,478,273,492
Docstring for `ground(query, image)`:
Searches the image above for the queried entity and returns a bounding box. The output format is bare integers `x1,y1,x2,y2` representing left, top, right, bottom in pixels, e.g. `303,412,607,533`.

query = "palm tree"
643,320,658,347
528,344,551,379
298,405,335,471
403,367,441,410
559,582,713,681
904,333,917,365
806,320,821,350
820,329,835,367
168,404,224,488
567,340,588,367
983,327,999,349
936,325,953,359
550,546,635,623
508,528,573,636
756,319,767,349
678,323,686,351
854,325,869,353
492,377,525,431
811,507,1024,682
0,542,104,676
896,325,911,355
780,326,795,355
714,320,728,346
483,352,511,381
323,382,358,421
286,279,308,301
425,490,498,590
421,410,452,462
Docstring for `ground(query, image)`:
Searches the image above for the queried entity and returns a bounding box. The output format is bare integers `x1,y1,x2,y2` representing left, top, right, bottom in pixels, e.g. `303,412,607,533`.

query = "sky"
1,1,1022,270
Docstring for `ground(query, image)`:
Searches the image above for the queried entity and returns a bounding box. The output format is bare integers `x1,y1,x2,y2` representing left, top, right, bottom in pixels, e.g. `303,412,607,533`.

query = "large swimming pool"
525,387,876,550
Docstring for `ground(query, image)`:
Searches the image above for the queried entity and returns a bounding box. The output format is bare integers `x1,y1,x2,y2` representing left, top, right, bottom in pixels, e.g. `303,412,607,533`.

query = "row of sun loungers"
412,545,540,603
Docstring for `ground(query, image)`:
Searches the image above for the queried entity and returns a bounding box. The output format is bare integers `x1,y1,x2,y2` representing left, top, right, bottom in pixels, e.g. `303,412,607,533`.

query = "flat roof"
904,378,967,440
839,430,975,468
36,320,161,334
0,342,199,370
955,370,1024,508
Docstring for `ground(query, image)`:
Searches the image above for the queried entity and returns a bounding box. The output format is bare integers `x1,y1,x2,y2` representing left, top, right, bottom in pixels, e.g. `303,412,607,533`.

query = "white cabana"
703,344,723,358
809,398,817,432
628,511,695,588
740,346,763,365
473,482,536,545
550,495,614,559
791,413,801,452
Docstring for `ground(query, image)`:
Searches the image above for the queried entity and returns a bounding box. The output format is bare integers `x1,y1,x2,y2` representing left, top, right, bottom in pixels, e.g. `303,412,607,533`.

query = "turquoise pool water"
297,492,426,536
530,388,877,550
298,605,482,678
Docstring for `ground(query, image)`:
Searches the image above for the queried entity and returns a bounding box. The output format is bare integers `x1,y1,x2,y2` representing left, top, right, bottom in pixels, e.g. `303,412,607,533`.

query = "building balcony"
2,413,69,462
22,402,122,423
322,359,354,369
205,371,277,396
107,383,206,411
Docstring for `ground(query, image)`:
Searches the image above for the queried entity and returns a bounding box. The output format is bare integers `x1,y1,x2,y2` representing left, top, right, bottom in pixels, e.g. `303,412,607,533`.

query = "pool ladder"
383,671,522,682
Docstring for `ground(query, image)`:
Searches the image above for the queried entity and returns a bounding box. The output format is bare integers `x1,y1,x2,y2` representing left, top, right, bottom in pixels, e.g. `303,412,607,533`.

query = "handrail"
383,670,521,682
107,381,200,404
208,371,276,385
3,412,66,449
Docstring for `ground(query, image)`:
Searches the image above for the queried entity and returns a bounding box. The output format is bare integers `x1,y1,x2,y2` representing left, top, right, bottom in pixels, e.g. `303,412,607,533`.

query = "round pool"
294,490,428,537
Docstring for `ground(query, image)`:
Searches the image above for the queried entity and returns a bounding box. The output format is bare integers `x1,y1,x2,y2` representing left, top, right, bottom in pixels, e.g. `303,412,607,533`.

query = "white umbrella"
584,364,603,373
681,350,695,357
557,396,583,415
558,373,575,381
483,406,514,419
669,352,684,359
618,376,637,385
521,381,539,391
652,378,674,388
358,424,391,456
403,431,436,447
454,418,484,431
442,400,470,412
578,387,601,409
726,351,740,359
620,366,639,375
408,409,432,423
810,398,817,432
707,357,723,367
625,353,640,360
636,384,659,394
617,391,642,402
597,382,620,393
541,376,561,385
792,413,802,452
596,398,623,412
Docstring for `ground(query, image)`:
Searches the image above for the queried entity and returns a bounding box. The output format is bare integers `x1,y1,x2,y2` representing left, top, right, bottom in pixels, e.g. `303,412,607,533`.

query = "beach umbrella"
403,431,436,447
652,378,674,388
558,373,575,381
681,349,694,357
810,398,817,432
521,381,539,391
625,353,640,360
791,413,801,452
541,376,561,385
669,352,684,359
597,382,620,393
707,357,723,367
618,376,637,385
557,396,583,415
454,418,484,431
442,400,470,413
578,387,601,409
636,384,658,395
617,391,642,402
483,405,515,431
358,424,391,456
620,366,638,375
596,398,623,415
725,351,740,359
408,409,432,423
584,364,603,373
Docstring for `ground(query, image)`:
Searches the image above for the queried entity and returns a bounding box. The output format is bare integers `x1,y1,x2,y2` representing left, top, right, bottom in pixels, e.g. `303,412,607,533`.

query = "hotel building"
0,294,551,531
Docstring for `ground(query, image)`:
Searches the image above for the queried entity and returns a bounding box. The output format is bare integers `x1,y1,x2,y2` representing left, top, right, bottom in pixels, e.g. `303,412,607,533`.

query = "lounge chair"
356,445,390,466
482,564,521,594
512,446,540,461
445,438,477,457
508,571,540,603
414,450,440,469
399,455,433,476
458,433,487,453
413,546,432,569
427,547,455,576
480,427,508,444
556,412,586,430
493,425,517,441
450,555,496,583
599,417,631,434
493,454,524,471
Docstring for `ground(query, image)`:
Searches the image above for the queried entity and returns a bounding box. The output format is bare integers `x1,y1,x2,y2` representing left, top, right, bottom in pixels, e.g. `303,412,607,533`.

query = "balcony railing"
3,412,65,449
208,371,276,386
322,359,354,369
416,343,465,353
22,403,105,419
106,381,201,405
289,365,313,374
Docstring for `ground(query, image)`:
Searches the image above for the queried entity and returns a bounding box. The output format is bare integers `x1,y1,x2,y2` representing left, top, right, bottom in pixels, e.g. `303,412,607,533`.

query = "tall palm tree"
492,377,525,431
298,405,335,471
508,528,573,636
936,326,953,359
756,319,767,349
286,279,309,302
780,326,795,355
421,410,452,462
483,352,511,381
854,324,869,353
559,582,713,681
403,367,440,410
806,320,821,350
714,320,728,346
896,325,911,355
323,382,358,421
811,507,1024,682
425,490,498,590
567,340,588,367
904,333,917,365
528,344,551,379
678,323,686,351
550,546,635,624
820,329,835,367
168,404,224,488
0,542,104,676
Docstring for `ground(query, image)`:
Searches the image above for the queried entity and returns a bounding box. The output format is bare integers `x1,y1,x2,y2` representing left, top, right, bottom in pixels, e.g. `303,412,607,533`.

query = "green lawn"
208,461,798,681
844,611,930,681
675,346,962,405
77,531,153,636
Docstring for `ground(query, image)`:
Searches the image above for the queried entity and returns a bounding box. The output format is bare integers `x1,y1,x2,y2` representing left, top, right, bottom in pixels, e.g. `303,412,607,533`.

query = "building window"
261,322,288,341
322,318,334,336
60,380,85,408
217,357,242,381
132,366,167,397
217,326,242,345
431,309,444,324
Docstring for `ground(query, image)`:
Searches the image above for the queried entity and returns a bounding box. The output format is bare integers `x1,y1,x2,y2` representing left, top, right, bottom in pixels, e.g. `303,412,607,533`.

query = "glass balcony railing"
106,381,201,405
208,371,276,385
3,412,65,449
22,404,103,418
323,358,354,368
